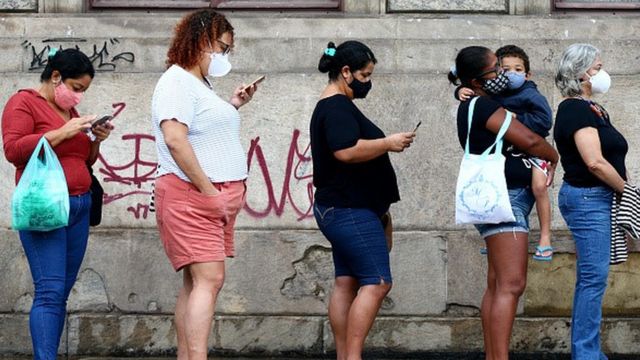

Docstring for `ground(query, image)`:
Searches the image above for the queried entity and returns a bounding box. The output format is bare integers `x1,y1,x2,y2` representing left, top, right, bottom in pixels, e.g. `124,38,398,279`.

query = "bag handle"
464,97,512,159
26,137,49,165
481,110,512,159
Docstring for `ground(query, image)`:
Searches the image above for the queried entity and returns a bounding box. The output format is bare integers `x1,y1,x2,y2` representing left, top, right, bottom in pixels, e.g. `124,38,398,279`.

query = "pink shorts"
154,173,246,271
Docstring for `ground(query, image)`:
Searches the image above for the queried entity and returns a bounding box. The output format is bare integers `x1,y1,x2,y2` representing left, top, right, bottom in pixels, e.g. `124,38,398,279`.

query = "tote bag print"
455,97,515,224
12,137,70,231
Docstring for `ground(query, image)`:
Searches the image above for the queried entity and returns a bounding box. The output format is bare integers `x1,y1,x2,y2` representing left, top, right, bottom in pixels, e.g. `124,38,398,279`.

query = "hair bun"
447,65,460,85
47,47,59,60
318,41,337,73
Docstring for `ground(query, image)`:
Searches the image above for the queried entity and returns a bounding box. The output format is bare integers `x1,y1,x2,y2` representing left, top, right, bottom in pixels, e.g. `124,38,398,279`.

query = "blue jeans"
313,204,391,286
19,193,91,360
558,182,612,360
475,188,535,238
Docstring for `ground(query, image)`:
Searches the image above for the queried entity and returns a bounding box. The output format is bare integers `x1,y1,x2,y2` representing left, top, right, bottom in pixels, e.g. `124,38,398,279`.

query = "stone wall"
0,0,37,11
387,0,508,13
1,13,640,357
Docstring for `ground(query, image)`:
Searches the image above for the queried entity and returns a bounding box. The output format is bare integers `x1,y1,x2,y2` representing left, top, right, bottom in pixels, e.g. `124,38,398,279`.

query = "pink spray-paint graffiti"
96,126,314,221
97,133,157,219
91,102,155,219
243,129,314,221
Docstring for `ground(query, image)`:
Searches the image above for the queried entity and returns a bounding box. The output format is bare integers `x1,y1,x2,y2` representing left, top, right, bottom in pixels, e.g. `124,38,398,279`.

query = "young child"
457,45,554,261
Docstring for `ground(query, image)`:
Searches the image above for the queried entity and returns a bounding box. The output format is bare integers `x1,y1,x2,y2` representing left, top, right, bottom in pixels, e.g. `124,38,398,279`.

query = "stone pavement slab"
70,356,640,359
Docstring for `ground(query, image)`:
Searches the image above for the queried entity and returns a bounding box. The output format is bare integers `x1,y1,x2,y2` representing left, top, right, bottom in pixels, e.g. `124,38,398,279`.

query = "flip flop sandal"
533,245,553,261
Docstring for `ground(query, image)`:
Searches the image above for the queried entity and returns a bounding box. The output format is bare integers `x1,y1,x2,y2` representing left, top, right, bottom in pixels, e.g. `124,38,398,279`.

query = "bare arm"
574,127,626,193
486,108,558,163
43,116,95,147
486,107,559,186
86,121,114,165
160,119,218,195
333,132,415,163
87,141,101,165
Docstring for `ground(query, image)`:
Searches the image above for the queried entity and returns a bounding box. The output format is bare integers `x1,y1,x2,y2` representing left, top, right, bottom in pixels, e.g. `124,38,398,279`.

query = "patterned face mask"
482,72,510,95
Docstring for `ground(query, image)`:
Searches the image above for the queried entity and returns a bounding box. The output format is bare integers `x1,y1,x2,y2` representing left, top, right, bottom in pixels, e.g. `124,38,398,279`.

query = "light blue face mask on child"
505,71,526,90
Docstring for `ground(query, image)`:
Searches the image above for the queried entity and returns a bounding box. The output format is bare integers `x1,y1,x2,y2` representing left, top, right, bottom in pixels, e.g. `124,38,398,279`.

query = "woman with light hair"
553,43,629,359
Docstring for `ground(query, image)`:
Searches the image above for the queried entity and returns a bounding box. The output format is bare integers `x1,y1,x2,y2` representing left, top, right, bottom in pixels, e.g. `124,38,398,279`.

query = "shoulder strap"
481,110,512,158
464,97,479,156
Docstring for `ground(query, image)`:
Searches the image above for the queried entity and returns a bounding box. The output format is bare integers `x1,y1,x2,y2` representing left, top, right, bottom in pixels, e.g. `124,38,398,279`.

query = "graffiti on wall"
244,129,314,221
22,38,135,71
95,128,314,221
98,133,156,220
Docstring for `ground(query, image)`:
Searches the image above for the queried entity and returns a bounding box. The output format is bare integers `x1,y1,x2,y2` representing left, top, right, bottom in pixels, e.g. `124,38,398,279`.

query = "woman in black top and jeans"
553,43,628,359
310,40,415,360
448,46,558,360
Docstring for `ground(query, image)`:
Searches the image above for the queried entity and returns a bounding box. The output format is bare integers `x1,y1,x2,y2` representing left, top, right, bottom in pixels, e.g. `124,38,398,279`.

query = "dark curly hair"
166,9,234,69
496,44,530,73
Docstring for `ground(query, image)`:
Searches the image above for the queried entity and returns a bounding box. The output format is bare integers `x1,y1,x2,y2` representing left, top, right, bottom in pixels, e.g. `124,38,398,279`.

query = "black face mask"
348,76,372,99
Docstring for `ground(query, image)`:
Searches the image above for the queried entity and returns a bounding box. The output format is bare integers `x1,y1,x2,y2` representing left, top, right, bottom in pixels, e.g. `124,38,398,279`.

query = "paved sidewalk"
0,355,581,360
2,355,639,360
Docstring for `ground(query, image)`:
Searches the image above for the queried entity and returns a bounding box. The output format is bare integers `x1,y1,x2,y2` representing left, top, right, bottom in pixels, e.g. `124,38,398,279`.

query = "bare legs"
330,276,391,360
481,231,529,360
175,261,226,360
532,169,552,257
175,269,193,360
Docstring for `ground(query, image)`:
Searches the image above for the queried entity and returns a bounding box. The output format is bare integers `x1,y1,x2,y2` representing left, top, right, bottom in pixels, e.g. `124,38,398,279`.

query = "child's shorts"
530,156,549,177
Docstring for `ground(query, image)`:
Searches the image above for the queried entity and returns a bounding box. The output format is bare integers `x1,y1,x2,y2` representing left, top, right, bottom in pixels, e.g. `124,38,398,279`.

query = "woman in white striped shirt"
151,9,257,360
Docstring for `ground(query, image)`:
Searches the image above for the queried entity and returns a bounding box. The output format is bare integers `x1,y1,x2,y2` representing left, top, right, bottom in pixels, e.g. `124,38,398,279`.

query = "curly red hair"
166,9,234,69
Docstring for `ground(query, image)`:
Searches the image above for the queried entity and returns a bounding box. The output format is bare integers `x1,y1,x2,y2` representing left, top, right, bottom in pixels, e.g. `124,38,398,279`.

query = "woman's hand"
199,183,220,196
230,83,258,109
91,121,115,143
45,115,94,147
385,132,416,152
60,115,94,139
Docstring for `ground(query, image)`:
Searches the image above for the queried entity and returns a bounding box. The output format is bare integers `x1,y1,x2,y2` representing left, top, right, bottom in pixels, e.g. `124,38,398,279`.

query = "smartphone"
242,75,266,92
92,115,113,128
413,121,422,133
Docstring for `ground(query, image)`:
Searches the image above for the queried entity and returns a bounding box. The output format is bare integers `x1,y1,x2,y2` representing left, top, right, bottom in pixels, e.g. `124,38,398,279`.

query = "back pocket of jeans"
314,204,335,225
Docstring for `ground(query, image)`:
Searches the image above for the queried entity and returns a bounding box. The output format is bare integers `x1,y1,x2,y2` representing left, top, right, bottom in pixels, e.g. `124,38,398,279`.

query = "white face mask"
586,69,611,94
208,52,232,77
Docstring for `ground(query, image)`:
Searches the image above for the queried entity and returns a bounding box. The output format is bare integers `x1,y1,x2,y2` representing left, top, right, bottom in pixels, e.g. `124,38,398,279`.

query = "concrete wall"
0,0,573,15
1,11,640,357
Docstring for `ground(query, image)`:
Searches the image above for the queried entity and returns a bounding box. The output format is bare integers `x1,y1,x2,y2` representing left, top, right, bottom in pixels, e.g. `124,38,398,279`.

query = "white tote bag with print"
455,97,515,225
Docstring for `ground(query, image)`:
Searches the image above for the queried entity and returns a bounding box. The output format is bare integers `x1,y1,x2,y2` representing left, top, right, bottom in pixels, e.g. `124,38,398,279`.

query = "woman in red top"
1,48,113,360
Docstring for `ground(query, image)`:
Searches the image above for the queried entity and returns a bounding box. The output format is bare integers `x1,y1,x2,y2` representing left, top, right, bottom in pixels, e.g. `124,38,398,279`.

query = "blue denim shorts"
474,187,535,238
313,203,391,286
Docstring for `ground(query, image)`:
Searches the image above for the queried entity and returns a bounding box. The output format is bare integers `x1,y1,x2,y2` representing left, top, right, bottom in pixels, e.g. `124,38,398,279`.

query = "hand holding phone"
92,115,113,128
242,75,266,92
